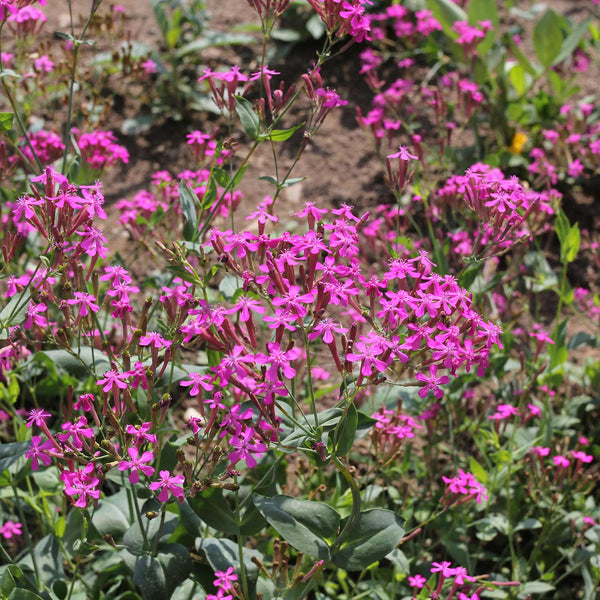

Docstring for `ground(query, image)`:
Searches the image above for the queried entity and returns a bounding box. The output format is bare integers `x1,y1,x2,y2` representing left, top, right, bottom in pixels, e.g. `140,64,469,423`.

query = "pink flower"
58,416,94,451
571,450,593,463
34,55,53,72
67,292,100,317
141,59,157,75
228,426,267,469
149,470,185,502
97,370,129,393
180,372,214,396
214,566,238,591
316,87,348,109
408,574,427,588
553,455,570,468
118,446,155,484
24,302,47,329
139,332,172,348
255,342,302,382
61,463,101,508
415,365,449,400
26,436,55,470
442,470,488,504
126,422,157,445
26,408,51,428
0,521,22,540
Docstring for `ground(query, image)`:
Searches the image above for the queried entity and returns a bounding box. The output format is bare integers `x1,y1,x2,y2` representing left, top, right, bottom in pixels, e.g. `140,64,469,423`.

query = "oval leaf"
533,10,564,67
234,95,261,140
253,494,340,561
332,403,358,457
0,442,30,474
332,509,405,571
196,537,262,581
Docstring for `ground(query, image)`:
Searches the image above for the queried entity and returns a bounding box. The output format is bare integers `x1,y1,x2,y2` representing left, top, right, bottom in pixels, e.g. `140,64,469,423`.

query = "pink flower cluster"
442,469,488,505
306,0,372,43
409,560,486,600
437,163,558,259
74,129,129,170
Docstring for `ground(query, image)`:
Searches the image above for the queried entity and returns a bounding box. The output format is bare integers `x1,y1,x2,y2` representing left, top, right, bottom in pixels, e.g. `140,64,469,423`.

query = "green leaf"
332,403,358,457
306,14,326,39
467,0,498,54
0,112,13,133
259,175,306,189
553,17,593,65
427,0,467,36
196,537,262,581
212,168,230,188
279,407,344,449
519,581,555,595
0,441,29,474
567,331,599,350
132,556,167,600
504,33,538,76
200,175,218,211
533,10,564,67
564,223,580,263
91,490,132,539
177,500,204,538
219,274,241,301
332,509,405,571
509,64,529,96
8,590,45,600
230,164,249,189
0,291,31,339
234,95,261,140
253,494,340,560
523,252,558,293
0,69,22,80
123,507,178,556
188,488,240,535
175,31,254,58
178,179,199,243
28,348,110,379
156,543,192,596
514,518,542,532
18,535,64,587
555,209,580,263
261,124,304,142
270,28,302,42
468,457,488,484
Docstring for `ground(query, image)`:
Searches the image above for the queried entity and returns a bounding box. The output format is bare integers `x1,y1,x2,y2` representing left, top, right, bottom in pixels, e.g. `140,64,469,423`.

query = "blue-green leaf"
178,179,199,242
253,494,340,560
332,509,405,571
0,442,29,474
196,538,262,581
332,403,358,457
234,95,261,140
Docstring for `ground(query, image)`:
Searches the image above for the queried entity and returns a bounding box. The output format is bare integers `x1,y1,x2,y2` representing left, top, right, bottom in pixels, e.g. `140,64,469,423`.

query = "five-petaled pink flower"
118,446,155,484
149,470,185,502
0,521,22,540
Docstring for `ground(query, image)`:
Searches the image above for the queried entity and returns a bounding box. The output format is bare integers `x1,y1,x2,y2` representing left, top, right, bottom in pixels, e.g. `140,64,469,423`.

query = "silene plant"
0,0,598,599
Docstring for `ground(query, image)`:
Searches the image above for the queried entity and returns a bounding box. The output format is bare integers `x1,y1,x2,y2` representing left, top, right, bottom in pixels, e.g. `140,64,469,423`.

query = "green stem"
128,486,150,552
330,456,361,555
60,0,104,175
234,485,250,600
552,260,569,341
12,485,41,587
0,36,42,173
151,506,166,557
